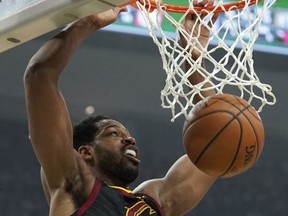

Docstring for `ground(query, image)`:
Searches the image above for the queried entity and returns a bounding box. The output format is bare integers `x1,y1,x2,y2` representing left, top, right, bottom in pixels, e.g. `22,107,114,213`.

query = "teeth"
125,149,136,157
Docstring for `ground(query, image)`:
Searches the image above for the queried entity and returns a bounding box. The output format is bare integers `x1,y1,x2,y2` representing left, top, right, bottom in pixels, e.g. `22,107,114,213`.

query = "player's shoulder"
133,178,163,204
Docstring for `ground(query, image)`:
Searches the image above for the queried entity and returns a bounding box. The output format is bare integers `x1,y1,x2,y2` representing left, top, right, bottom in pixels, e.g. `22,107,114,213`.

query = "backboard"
0,0,130,53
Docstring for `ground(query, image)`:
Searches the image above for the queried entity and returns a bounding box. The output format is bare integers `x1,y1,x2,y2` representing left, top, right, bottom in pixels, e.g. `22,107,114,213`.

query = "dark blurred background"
0,28,287,216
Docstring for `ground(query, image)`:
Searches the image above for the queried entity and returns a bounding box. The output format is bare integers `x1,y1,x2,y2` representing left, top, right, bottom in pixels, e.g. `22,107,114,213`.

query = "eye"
110,130,119,136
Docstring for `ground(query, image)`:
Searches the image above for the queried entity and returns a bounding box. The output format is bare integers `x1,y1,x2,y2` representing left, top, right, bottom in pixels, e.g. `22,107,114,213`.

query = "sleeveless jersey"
71,179,164,216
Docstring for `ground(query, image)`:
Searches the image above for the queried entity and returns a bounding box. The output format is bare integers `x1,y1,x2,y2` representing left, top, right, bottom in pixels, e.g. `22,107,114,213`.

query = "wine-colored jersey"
71,179,164,216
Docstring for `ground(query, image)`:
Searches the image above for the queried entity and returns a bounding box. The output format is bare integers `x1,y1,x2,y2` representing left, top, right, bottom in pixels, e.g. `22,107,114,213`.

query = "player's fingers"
110,6,127,17
185,13,194,21
211,13,219,24
193,0,211,6
207,0,214,6
119,6,128,13
202,12,218,30
112,7,119,15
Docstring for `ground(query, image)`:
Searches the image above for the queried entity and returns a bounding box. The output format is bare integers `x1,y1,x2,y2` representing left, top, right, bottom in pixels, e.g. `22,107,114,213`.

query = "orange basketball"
183,94,265,178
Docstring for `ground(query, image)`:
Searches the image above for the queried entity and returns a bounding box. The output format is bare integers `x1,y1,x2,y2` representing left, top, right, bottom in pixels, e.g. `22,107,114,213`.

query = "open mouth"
124,147,140,164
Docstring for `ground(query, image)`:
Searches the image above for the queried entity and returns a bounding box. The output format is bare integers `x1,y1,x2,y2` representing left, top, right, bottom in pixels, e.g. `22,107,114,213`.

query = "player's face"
93,120,140,185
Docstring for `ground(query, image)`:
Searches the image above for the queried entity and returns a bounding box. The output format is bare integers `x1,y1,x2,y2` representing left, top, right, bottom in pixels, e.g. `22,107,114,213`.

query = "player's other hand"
180,1,218,60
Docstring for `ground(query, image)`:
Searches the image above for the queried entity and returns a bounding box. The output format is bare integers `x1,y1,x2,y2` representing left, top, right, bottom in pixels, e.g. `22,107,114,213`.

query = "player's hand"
180,0,218,59
90,7,127,29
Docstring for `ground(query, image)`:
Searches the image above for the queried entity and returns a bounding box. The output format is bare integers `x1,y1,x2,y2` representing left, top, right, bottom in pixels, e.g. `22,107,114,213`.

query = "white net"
135,0,276,121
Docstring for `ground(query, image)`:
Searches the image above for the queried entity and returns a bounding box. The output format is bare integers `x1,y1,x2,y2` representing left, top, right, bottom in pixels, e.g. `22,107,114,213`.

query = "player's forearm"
24,17,97,81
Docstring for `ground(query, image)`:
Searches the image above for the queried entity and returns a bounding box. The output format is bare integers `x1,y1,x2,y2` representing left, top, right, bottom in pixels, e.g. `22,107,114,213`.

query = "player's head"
73,115,140,186
73,115,110,150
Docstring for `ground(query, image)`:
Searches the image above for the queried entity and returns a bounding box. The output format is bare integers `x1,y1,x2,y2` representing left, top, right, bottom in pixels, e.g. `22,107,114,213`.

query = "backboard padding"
0,0,130,53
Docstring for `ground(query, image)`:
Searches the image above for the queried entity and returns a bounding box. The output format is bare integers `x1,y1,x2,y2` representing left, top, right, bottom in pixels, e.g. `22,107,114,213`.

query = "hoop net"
133,0,276,121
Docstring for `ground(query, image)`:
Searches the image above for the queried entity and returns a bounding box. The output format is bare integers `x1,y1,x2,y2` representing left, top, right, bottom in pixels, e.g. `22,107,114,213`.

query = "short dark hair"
73,115,111,150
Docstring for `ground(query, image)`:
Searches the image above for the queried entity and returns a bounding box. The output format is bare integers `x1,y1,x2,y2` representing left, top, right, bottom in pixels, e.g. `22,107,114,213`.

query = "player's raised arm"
23,8,124,192
133,3,219,216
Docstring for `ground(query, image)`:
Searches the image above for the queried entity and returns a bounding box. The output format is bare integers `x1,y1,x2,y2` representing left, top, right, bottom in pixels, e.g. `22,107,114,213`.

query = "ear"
78,145,94,162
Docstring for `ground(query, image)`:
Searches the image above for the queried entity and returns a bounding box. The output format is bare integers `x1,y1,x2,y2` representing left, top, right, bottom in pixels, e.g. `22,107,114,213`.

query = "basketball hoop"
131,0,262,14
128,0,276,121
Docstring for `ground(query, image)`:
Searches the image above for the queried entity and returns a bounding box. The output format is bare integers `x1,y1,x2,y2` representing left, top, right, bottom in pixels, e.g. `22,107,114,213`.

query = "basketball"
183,94,265,178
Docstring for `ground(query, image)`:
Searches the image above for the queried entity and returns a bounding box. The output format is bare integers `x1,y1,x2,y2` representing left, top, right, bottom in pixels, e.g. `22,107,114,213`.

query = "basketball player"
23,1,218,216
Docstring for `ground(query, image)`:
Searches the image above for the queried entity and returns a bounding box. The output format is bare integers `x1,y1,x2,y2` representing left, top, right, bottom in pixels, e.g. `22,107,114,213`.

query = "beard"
94,144,139,186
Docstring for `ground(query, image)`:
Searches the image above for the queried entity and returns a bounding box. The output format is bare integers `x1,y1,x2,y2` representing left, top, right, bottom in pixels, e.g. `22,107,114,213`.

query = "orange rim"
125,0,262,14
